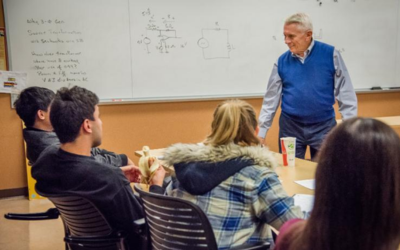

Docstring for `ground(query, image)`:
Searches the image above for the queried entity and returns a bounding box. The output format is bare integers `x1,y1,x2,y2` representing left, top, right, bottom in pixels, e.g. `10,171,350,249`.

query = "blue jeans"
279,112,337,160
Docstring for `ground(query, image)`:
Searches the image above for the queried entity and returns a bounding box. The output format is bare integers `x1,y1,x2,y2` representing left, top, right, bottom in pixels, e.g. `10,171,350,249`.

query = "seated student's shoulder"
33,146,124,176
275,219,306,250
32,145,60,167
237,164,277,184
33,146,129,188
234,147,277,182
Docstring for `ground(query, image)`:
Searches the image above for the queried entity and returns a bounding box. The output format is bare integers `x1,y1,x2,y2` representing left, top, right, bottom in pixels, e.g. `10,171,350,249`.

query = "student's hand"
120,165,141,183
149,158,166,187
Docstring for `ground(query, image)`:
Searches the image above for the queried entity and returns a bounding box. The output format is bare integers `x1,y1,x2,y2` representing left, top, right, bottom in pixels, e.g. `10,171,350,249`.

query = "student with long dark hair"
275,118,400,250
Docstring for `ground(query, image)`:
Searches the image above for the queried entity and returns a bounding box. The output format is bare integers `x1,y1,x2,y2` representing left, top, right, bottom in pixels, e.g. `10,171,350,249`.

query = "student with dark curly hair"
14,86,132,168
32,86,165,249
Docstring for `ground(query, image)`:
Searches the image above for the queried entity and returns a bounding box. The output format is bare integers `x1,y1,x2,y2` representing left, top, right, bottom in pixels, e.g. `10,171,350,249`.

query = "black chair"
5,190,146,250
37,190,136,250
134,184,270,250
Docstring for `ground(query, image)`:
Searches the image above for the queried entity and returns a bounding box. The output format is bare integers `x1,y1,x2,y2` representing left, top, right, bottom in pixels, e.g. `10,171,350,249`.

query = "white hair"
285,13,313,32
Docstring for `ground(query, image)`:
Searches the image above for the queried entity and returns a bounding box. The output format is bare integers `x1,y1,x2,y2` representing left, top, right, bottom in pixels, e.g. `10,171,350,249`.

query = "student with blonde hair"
164,99,302,249
275,118,400,250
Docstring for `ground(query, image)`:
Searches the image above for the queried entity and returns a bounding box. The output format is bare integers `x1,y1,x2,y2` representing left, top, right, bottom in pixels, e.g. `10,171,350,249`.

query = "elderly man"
258,13,357,159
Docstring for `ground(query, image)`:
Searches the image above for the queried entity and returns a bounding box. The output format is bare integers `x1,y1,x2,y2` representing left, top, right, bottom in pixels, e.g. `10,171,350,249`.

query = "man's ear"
81,119,92,134
37,110,46,121
306,30,313,40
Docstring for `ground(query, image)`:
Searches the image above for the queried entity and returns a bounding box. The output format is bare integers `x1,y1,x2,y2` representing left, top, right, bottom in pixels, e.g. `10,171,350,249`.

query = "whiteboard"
4,0,400,102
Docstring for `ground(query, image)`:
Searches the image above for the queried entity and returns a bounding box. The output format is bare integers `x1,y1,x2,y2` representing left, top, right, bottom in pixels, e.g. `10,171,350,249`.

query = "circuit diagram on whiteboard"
197,24,234,60
136,8,187,54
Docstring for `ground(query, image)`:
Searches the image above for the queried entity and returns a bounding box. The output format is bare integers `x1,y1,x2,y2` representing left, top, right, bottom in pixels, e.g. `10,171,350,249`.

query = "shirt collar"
291,39,314,59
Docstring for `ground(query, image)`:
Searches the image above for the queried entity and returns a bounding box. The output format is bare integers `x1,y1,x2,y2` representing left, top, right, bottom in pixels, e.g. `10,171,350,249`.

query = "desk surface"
337,116,400,128
134,148,317,196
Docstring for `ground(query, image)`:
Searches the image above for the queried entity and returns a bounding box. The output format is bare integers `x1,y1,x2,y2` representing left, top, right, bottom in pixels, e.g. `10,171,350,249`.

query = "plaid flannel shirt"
168,165,302,250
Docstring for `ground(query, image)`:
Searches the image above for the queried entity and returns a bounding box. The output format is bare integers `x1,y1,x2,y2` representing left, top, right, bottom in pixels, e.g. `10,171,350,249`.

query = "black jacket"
23,127,128,166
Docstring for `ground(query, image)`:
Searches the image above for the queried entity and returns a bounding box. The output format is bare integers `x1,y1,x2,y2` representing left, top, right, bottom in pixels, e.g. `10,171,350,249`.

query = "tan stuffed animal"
138,146,159,184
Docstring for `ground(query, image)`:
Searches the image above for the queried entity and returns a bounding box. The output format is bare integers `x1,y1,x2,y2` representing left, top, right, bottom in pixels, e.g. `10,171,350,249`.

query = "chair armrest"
4,208,59,220
230,241,271,250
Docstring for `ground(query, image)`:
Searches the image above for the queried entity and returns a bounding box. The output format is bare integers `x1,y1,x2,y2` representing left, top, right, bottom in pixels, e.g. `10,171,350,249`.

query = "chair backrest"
46,195,113,237
36,189,127,250
134,184,219,250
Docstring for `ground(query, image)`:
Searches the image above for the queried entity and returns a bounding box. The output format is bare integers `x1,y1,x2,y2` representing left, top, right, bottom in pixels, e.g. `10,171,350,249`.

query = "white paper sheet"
294,179,315,190
293,194,314,219
0,71,27,93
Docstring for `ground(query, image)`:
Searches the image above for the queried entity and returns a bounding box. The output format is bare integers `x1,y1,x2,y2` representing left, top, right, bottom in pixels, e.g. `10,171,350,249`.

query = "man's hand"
120,165,141,183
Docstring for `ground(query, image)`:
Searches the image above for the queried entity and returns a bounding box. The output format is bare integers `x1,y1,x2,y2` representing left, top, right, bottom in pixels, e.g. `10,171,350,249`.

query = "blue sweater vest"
278,41,335,124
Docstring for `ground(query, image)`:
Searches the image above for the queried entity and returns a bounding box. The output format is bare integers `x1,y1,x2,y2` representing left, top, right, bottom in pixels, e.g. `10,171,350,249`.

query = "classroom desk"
273,152,316,195
134,148,317,196
337,116,400,129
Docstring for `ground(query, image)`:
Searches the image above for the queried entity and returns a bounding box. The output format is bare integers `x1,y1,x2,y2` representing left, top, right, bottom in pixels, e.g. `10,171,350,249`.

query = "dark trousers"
279,112,337,160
